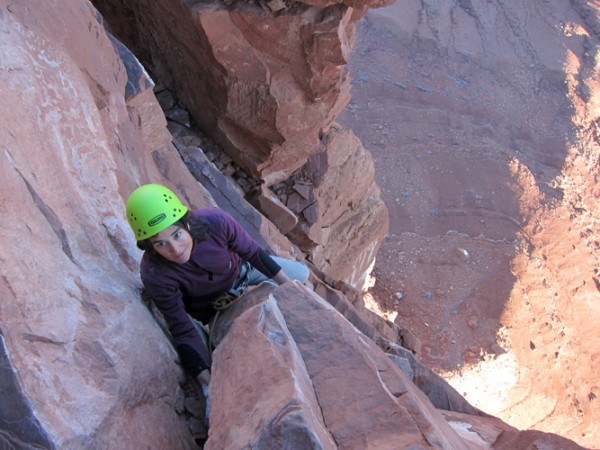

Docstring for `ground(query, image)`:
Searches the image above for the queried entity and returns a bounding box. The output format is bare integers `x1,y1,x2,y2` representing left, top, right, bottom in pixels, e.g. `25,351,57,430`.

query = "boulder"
206,289,336,449
209,282,471,449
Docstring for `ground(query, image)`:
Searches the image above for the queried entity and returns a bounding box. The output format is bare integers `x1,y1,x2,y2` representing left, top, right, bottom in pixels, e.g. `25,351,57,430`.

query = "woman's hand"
197,368,211,385
272,270,291,285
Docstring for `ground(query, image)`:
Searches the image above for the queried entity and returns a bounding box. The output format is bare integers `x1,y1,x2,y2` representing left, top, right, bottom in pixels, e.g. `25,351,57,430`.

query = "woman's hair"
186,212,209,241
136,212,209,252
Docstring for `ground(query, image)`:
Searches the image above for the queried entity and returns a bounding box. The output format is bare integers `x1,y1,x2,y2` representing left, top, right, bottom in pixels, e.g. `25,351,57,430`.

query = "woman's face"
149,225,193,264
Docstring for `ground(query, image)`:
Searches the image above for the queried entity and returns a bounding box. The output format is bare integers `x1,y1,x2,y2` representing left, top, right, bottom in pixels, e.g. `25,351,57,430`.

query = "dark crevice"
16,169,75,264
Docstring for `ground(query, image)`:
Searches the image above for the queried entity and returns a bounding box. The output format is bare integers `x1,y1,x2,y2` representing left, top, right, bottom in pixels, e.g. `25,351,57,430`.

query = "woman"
126,183,309,385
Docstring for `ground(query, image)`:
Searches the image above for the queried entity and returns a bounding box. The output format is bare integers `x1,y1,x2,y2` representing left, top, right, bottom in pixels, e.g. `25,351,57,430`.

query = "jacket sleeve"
215,210,282,278
142,271,209,377
215,209,260,258
247,248,282,278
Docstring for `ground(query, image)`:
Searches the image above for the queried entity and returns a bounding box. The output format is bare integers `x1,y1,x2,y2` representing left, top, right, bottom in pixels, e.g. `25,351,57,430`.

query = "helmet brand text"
148,213,166,227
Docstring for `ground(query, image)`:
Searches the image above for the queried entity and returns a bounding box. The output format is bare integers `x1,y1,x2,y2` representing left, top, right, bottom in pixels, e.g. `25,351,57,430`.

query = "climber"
125,183,309,386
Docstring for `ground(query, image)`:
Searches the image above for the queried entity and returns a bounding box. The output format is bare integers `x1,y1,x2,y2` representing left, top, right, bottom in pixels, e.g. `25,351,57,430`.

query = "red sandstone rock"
288,125,388,286
210,282,472,448
0,1,205,447
272,282,471,448
206,287,336,449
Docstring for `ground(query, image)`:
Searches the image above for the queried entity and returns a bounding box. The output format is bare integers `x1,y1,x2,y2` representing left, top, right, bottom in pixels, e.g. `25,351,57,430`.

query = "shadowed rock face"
0,0,591,449
0,333,54,449
93,0,390,288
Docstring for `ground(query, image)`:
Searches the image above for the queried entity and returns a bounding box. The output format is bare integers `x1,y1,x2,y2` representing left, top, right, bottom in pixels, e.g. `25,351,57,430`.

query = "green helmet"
126,184,188,240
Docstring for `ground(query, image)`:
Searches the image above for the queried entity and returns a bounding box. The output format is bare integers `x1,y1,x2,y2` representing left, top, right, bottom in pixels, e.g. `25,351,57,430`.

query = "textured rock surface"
206,287,337,450
0,1,210,448
209,283,469,449
273,282,468,449
275,124,389,286
94,0,360,182
0,333,54,449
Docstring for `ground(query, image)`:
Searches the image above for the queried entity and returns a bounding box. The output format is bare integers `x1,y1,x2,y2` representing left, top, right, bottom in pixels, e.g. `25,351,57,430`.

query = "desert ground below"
339,2,600,447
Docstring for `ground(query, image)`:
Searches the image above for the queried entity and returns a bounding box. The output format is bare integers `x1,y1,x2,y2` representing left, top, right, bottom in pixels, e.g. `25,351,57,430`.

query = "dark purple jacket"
140,208,278,376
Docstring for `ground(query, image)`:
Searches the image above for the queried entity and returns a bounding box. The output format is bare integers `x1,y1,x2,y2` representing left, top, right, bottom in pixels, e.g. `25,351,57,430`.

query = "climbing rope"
207,291,244,352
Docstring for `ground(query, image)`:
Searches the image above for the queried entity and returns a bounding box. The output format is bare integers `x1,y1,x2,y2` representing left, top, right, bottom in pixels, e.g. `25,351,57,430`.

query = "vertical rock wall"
94,0,360,182
94,0,390,287
0,1,212,447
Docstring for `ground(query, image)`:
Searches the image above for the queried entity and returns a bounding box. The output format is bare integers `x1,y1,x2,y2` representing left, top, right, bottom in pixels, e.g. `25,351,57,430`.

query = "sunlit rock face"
93,0,390,288
93,0,375,183
0,1,211,448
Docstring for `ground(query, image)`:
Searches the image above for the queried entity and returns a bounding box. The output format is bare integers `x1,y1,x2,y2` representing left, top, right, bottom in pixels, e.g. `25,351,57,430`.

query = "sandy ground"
338,1,600,447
